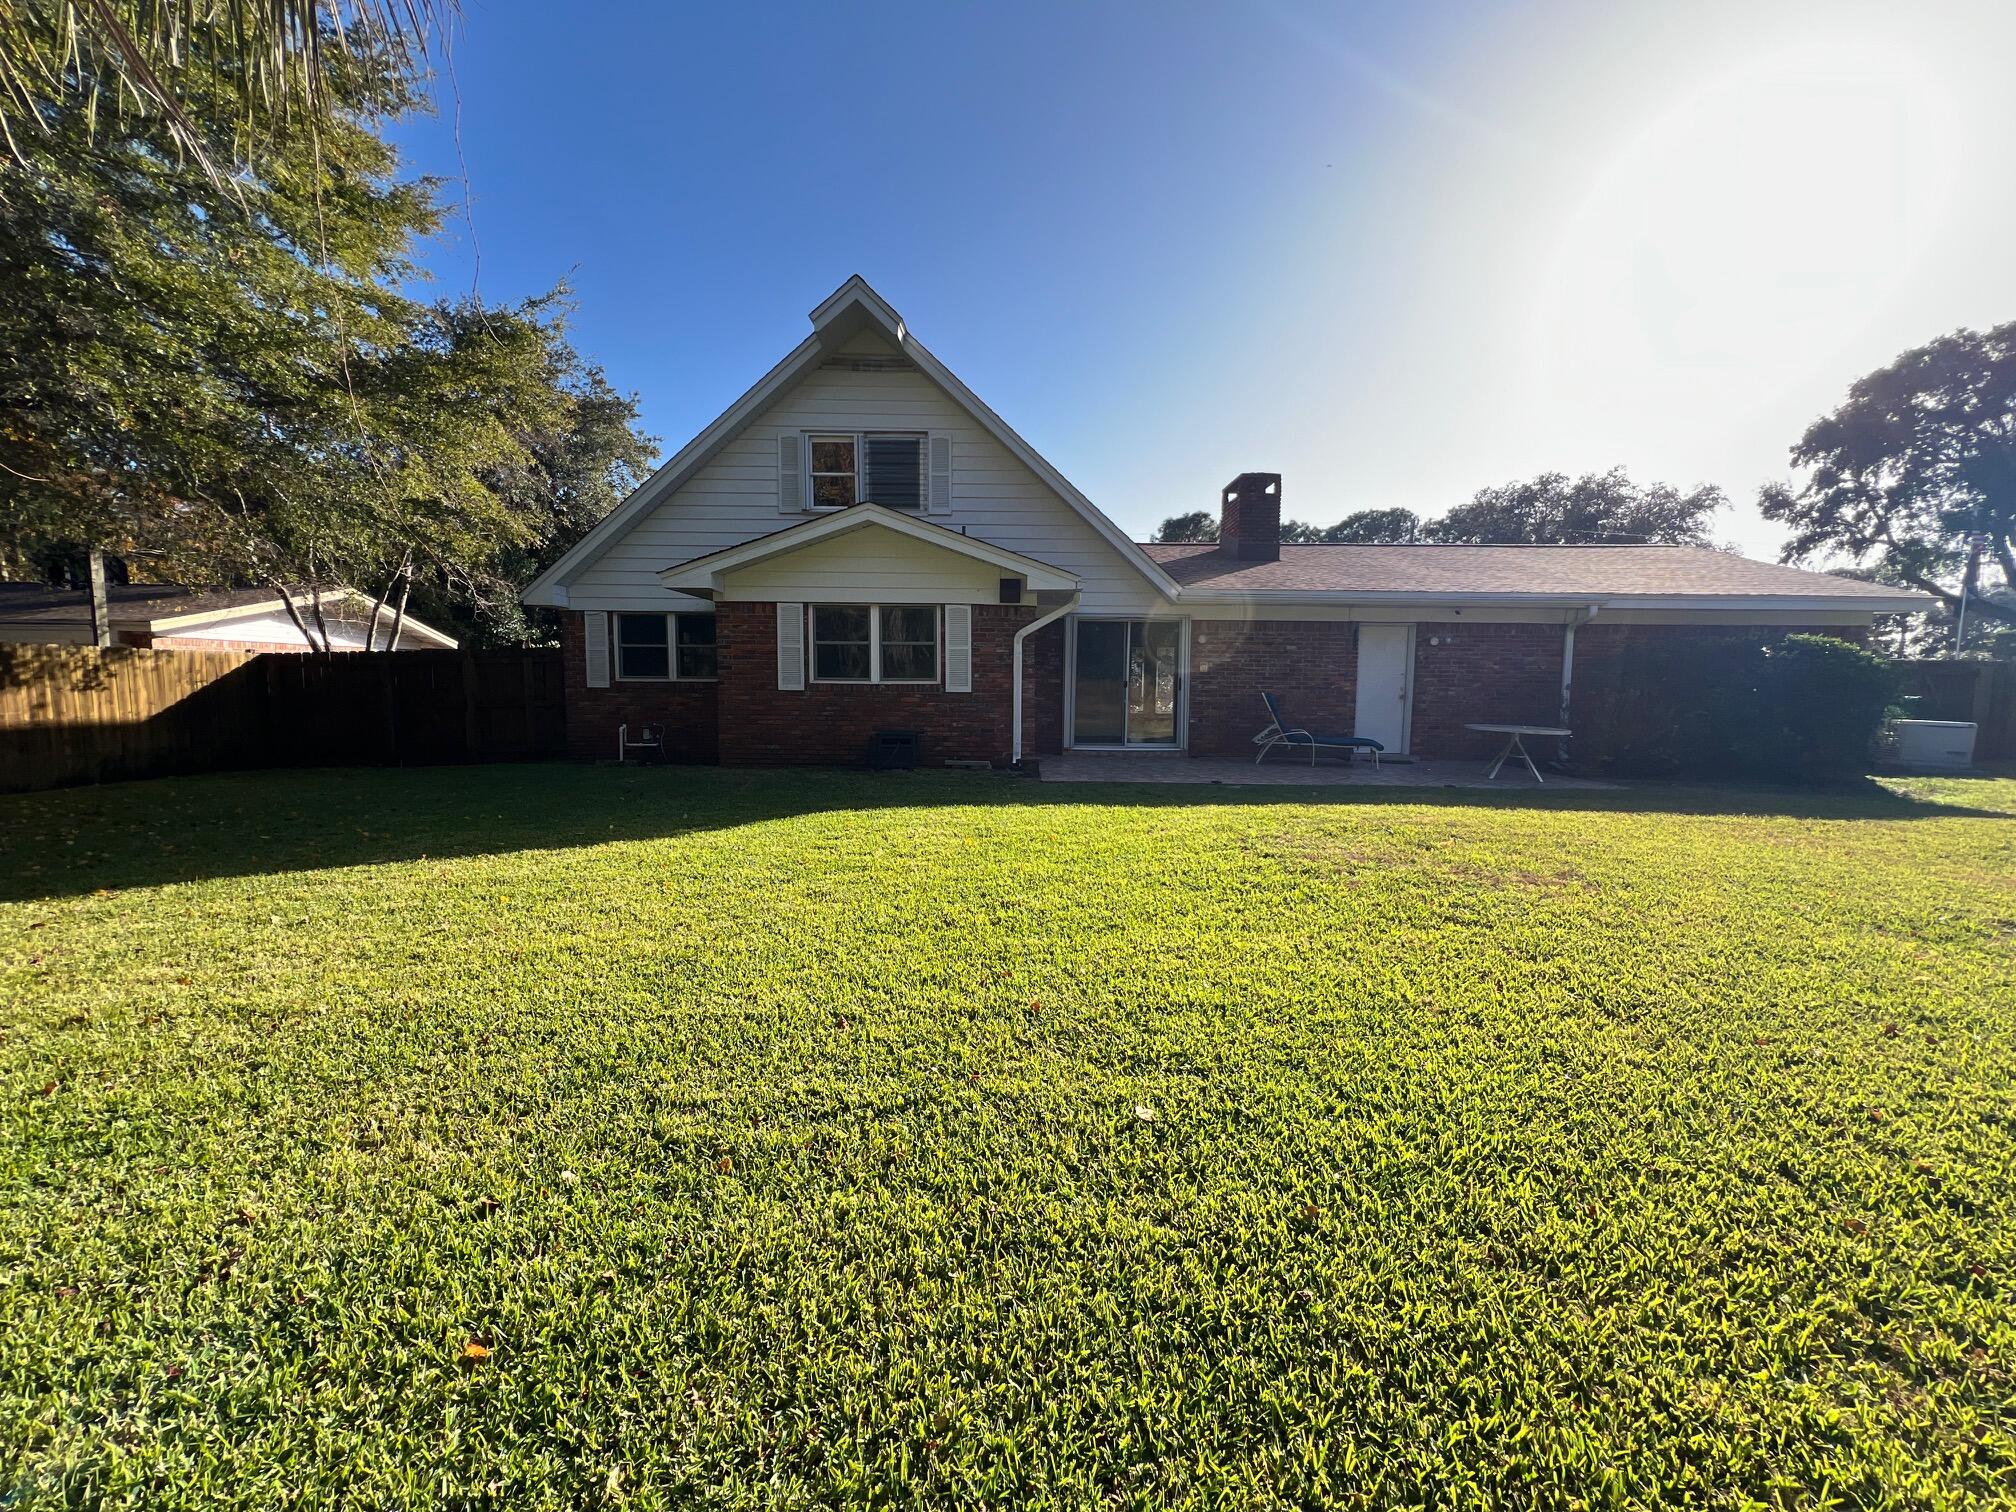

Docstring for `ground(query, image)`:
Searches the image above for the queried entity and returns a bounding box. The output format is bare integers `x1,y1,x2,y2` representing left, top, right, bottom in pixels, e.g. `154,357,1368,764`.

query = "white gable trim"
657,503,1079,597
523,277,1177,607
137,588,460,648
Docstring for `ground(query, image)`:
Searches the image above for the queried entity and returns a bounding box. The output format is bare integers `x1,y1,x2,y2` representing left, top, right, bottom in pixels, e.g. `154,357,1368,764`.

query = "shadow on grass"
0,760,2008,905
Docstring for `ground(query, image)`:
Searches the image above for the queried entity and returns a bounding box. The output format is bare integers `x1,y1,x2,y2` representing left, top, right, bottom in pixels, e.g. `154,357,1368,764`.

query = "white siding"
568,334,1167,615
721,528,1006,604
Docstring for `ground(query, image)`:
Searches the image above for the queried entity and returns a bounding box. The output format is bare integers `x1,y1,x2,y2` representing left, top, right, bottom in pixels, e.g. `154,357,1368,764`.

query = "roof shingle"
1138,543,1922,602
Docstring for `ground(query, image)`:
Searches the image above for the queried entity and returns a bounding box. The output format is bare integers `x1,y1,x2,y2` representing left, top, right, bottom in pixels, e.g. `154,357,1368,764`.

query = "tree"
1427,469,1723,545
0,0,448,176
1164,507,1421,546
1759,323,2016,637
1318,508,1421,544
0,14,653,648
404,298,658,646
1152,511,1218,543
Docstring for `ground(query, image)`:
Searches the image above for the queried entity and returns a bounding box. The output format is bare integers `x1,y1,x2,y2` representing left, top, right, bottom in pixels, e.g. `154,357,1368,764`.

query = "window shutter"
777,433,803,513
583,611,610,688
927,432,952,514
776,602,805,690
943,603,972,693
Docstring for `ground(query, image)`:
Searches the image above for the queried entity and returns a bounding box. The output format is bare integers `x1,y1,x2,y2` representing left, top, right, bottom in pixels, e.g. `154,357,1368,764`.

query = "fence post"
462,652,481,760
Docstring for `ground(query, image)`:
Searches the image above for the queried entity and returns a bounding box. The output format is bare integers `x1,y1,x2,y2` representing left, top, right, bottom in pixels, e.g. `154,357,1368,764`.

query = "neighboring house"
523,277,1930,767
0,584,457,653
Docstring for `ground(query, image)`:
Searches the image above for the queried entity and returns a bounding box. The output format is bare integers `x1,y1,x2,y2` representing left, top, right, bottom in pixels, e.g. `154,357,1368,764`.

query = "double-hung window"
810,605,939,683
808,436,858,509
803,432,926,511
614,612,716,680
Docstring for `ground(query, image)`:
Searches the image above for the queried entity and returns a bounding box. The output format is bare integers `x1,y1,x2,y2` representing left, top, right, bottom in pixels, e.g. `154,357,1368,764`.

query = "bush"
1587,633,1898,782
1748,634,1901,779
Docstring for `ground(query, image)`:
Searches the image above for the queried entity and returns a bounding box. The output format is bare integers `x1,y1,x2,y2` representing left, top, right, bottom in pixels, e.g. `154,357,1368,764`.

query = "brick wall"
554,607,1871,769
714,601,1041,767
1187,618,1359,755
1021,618,1065,758
1408,620,1569,759
558,613,719,761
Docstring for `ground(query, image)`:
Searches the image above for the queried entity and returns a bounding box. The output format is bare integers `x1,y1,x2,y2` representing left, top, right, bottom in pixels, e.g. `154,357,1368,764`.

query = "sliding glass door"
1071,619,1183,747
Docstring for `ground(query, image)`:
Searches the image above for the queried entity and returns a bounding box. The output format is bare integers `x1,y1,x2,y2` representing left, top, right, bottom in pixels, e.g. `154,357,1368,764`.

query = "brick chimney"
1219,473,1282,561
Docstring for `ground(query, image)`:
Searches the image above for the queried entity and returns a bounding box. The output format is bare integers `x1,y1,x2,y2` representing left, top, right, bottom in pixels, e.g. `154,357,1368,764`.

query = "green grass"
3,765,2014,1510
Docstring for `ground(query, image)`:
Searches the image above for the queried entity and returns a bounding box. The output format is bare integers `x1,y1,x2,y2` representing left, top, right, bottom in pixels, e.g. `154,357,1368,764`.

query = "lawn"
2,765,2013,1510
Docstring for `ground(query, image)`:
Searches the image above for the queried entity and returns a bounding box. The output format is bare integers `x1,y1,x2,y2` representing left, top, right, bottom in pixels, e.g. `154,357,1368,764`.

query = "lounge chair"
1254,691,1384,767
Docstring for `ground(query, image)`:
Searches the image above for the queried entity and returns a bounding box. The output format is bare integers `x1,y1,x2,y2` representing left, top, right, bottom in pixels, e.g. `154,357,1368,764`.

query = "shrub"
1586,633,1897,782
1748,634,1902,780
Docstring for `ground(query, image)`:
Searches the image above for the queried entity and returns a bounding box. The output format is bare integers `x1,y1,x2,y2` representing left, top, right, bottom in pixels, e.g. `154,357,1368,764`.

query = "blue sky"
392,0,2015,555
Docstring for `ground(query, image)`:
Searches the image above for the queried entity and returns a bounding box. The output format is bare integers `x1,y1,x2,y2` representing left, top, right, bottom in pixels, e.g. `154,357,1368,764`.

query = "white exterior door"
1354,625,1413,753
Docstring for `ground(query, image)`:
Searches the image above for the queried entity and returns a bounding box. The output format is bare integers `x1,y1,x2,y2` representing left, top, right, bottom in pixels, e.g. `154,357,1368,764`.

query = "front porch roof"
656,502,1082,599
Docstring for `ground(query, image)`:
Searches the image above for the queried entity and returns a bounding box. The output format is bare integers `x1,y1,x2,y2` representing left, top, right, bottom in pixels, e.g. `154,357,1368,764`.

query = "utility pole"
1953,533,1988,654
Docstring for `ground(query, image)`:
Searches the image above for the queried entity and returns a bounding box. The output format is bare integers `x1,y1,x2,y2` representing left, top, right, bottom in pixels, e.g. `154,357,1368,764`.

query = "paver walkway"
1038,752,1617,788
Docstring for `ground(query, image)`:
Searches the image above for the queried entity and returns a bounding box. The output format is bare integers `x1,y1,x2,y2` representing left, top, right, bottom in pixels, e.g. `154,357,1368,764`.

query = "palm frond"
0,0,457,176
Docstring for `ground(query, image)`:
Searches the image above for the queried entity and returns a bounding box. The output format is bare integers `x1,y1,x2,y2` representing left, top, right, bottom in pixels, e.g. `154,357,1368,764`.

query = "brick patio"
1035,751,1618,789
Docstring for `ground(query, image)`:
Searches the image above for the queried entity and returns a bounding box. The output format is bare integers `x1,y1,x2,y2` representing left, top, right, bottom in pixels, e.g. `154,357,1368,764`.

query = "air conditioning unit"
1891,719,1977,770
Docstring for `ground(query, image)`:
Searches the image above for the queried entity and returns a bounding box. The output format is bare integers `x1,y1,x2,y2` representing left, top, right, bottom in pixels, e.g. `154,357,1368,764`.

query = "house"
523,277,1929,767
0,584,457,653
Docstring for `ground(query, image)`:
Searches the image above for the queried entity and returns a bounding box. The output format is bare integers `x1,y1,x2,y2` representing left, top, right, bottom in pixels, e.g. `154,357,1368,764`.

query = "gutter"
1011,593,1080,768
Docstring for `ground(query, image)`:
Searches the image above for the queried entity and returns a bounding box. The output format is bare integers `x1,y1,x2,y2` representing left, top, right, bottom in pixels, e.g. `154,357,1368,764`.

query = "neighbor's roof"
1139,543,1934,609
0,583,308,628
0,582,458,643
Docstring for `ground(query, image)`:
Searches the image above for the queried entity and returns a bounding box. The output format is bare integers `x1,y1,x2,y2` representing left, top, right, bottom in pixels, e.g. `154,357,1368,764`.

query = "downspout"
1011,592,1080,768
1560,604,1600,757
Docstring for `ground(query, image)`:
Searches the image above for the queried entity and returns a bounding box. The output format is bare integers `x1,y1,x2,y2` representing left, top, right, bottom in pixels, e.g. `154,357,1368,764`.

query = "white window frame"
808,603,941,685
612,612,718,682
802,431,927,512
806,434,860,511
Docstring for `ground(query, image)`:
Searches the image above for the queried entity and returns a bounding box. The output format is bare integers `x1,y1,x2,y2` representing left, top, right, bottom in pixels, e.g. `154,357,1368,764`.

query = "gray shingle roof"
0,584,362,629
1138,543,1926,603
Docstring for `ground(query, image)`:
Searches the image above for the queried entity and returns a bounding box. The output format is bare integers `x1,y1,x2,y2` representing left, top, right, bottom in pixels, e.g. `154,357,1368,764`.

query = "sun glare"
1532,43,1962,408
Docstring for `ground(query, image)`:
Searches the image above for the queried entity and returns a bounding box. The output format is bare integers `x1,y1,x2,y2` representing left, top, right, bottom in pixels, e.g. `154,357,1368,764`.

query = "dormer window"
804,432,925,511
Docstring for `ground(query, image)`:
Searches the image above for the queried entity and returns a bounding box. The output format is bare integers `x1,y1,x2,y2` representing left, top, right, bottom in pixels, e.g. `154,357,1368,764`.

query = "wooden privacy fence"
0,645,565,794
1893,658,2014,760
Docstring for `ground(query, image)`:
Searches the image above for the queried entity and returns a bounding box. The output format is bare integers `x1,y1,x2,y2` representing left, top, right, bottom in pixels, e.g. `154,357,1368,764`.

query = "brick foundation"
558,614,719,762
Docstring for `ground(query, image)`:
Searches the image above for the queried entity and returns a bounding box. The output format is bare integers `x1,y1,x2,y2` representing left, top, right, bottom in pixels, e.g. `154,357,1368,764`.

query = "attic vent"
822,356,915,373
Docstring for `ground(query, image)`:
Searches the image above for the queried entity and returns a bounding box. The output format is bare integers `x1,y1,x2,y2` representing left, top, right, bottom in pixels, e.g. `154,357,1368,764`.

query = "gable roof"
523,277,1178,606
657,503,1079,597
0,583,459,644
1141,543,1934,611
